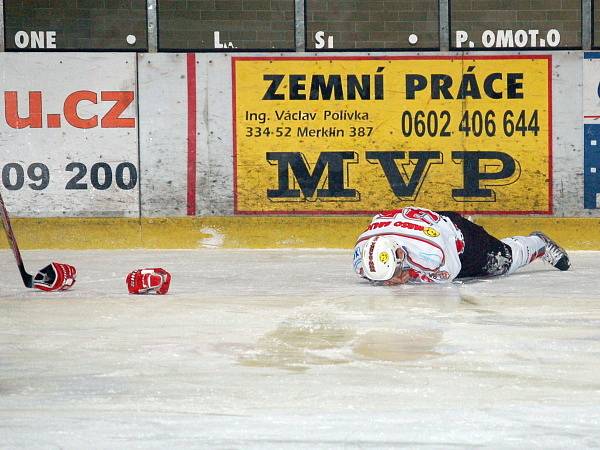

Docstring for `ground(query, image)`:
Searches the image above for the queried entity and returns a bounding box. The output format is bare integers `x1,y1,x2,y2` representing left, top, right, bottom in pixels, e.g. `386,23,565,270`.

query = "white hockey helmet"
361,235,405,281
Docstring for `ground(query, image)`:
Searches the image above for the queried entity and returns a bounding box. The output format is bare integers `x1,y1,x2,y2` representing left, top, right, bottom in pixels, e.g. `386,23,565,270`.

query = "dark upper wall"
4,0,148,50
158,0,295,50
305,0,439,50
450,0,582,49
592,0,600,48
2,0,598,51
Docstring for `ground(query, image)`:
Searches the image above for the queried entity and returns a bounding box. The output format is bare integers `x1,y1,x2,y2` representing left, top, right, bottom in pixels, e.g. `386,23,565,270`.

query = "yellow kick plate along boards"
232,56,552,215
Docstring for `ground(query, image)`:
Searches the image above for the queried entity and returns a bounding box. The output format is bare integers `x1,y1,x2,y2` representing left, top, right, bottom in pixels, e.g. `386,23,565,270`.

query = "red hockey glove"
126,268,171,295
33,262,77,292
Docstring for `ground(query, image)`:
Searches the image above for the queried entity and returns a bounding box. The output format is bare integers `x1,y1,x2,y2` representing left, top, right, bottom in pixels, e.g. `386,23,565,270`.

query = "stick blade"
19,266,34,288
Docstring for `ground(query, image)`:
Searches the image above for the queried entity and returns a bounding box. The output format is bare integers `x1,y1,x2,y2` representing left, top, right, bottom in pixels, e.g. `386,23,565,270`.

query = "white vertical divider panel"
198,53,235,215
552,51,584,216
137,53,189,216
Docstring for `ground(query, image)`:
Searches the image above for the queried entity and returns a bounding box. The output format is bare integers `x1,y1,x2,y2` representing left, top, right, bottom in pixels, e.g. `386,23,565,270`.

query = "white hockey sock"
500,235,546,275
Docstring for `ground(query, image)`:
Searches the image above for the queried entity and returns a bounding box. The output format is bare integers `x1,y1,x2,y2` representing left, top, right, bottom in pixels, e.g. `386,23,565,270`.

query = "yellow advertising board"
232,56,552,214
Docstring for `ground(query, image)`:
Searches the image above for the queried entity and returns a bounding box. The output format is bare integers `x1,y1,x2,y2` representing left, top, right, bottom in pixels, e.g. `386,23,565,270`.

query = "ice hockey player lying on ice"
353,206,570,286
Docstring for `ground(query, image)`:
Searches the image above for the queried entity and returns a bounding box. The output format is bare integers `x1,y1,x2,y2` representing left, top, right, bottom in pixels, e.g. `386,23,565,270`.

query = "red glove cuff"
126,268,171,295
33,262,77,292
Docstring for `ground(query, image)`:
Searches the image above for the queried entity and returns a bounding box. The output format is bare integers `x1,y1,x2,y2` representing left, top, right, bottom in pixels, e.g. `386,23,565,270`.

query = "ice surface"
1,249,600,449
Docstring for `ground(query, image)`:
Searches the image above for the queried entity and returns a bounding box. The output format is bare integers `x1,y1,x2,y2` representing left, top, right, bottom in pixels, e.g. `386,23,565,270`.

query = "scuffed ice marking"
199,227,224,248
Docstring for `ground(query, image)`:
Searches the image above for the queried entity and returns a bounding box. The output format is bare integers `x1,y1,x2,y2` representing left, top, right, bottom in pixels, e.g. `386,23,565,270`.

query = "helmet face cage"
361,236,407,282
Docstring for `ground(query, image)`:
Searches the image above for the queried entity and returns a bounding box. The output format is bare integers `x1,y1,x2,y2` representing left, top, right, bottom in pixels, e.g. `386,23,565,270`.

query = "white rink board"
0,53,139,217
0,51,597,217
583,54,600,117
196,51,591,217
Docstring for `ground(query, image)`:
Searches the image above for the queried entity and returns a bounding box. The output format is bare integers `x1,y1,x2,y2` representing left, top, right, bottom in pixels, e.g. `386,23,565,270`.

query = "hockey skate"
530,232,571,271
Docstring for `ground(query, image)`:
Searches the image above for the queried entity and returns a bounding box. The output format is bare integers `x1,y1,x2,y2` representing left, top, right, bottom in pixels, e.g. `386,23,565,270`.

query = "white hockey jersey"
353,207,465,283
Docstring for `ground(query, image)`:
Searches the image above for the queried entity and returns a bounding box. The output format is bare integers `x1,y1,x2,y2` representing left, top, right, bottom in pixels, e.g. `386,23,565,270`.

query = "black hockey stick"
0,190,33,287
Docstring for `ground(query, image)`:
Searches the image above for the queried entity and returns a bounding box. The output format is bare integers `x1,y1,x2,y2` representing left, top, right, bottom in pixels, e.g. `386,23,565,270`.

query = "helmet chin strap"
396,246,409,269
384,246,409,282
